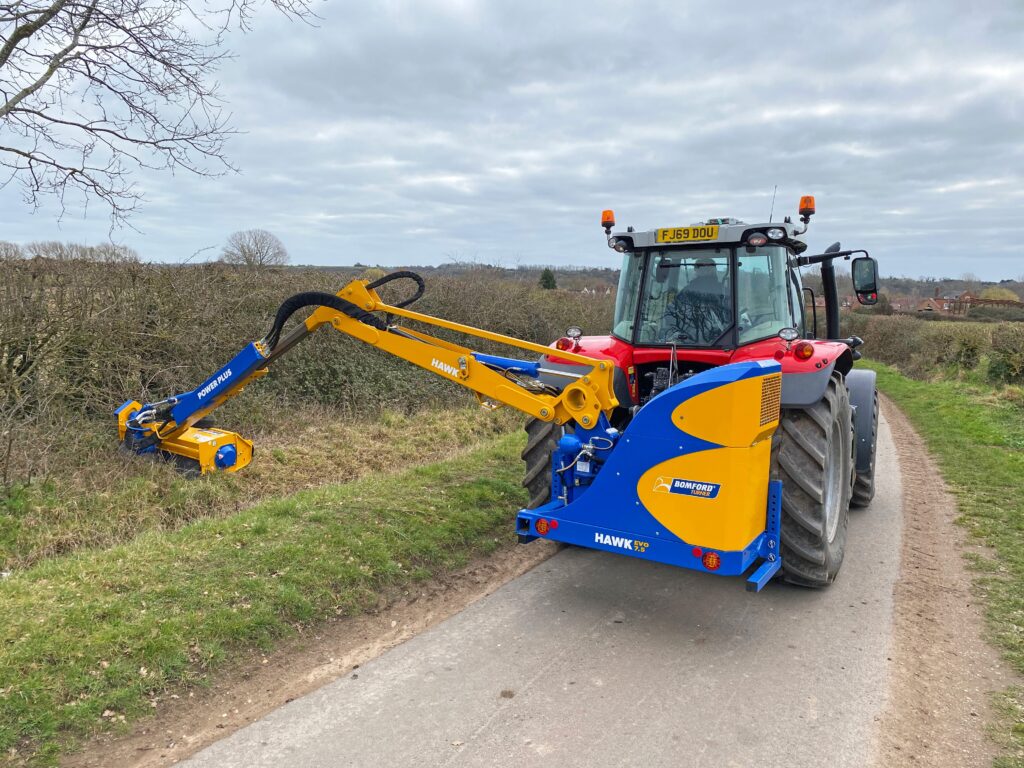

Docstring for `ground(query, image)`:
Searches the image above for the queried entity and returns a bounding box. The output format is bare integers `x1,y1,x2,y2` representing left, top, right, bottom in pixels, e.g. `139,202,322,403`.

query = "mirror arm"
796,249,869,267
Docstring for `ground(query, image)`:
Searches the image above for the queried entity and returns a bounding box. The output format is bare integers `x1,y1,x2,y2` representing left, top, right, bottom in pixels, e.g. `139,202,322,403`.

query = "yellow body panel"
632,371,781,551
637,439,772,551
670,373,781,446
160,428,254,474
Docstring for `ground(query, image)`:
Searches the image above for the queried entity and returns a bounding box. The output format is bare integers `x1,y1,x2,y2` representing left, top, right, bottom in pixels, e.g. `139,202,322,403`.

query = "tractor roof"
610,218,808,253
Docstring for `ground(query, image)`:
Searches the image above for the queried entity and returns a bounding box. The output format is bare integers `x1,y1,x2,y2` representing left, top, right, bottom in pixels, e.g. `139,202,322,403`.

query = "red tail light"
702,551,721,571
555,337,573,351
535,519,550,535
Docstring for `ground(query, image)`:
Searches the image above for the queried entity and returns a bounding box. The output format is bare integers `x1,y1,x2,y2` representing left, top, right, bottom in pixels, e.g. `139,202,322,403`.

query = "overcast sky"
2,0,1022,280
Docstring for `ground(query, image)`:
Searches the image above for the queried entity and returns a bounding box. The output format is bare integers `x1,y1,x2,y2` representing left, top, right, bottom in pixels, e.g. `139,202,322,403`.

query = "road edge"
63,540,560,768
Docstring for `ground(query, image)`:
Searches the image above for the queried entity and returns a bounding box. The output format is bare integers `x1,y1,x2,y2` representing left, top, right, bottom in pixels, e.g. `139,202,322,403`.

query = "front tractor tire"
772,374,854,587
521,418,563,509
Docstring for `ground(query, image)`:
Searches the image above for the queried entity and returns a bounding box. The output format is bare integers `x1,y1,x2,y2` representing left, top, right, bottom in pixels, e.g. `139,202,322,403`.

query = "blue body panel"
516,360,785,590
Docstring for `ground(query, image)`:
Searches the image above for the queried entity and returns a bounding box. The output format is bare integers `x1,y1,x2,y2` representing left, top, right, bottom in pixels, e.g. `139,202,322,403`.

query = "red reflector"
535,519,549,535
773,350,785,361
793,341,815,361
692,547,702,558
555,337,573,351
549,519,559,529
702,551,721,570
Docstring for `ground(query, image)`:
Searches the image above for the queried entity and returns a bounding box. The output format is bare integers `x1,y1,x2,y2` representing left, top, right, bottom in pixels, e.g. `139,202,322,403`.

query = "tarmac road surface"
181,414,901,768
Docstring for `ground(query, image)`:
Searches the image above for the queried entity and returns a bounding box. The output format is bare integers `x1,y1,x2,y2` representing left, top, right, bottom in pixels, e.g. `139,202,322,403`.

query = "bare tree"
0,0,313,224
222,228,288,267
0,239,21,258
23,239,137,260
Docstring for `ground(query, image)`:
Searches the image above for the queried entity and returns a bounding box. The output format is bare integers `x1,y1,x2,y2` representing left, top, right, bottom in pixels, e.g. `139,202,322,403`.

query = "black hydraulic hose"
366,270,425,308
261,292,387,351
260,271,425,352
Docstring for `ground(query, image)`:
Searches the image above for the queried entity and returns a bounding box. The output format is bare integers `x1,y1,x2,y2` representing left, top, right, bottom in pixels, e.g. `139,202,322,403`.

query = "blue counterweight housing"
517,360,785,591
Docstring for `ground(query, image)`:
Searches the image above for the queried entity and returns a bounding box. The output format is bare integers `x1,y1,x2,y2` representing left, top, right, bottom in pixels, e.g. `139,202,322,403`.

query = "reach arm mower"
117,271,619,475
118,198,880,590
117,270,785,590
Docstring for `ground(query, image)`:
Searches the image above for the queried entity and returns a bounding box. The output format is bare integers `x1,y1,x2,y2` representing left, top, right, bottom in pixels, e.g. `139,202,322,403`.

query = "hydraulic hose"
366,270,425,308
260,270,425,352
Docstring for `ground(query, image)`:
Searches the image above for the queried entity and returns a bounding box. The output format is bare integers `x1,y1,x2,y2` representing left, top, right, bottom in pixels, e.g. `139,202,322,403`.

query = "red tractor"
524,197,880,587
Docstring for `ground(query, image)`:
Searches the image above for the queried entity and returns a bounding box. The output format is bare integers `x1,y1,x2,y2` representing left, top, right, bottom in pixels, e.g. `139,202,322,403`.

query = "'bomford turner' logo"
653,476,721,499
197,369,232,399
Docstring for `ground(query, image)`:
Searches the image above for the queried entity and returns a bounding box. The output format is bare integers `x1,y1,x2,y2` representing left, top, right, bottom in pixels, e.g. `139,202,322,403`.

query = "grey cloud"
2,0,1022,279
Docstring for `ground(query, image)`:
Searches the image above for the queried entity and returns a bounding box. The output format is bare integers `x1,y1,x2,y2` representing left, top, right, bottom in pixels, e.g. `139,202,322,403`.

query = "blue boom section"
166,342,268,425
515,360,784,591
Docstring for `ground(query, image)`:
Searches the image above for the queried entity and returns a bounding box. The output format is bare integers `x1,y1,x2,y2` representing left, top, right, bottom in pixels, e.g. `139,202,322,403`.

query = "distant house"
916,298,943,313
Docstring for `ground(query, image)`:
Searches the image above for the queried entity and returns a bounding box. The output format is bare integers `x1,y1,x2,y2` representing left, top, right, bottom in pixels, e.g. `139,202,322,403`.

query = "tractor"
520,196,880,587
115,196,879,591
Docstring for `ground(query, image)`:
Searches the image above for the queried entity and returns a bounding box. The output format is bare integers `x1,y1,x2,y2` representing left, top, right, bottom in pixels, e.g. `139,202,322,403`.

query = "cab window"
736,246,796,345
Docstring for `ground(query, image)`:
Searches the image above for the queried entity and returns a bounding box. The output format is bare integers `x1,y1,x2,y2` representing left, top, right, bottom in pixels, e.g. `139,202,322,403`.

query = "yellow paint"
127,274,619,474
637,439,772,551
159,427,254,474
116,400,142,441
670,372,780,446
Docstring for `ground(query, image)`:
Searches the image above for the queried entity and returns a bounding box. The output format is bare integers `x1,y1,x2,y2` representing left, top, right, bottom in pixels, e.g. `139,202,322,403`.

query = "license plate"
656,225,719,244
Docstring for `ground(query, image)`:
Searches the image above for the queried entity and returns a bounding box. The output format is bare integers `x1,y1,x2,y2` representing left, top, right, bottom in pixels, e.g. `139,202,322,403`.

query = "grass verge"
0,405,519,571
0,431,526,766
865,361,1024,766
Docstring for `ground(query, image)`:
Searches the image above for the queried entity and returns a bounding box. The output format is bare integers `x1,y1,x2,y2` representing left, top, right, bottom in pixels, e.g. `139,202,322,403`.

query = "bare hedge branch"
0,0,315,224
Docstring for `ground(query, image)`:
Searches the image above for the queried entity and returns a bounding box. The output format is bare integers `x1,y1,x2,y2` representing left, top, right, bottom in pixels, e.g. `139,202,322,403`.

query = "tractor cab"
609,218,809,350
542,200,878,413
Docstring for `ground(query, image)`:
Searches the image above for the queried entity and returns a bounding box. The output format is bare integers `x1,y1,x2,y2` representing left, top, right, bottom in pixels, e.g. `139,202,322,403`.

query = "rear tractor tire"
521,418,564,509
771,373,854,587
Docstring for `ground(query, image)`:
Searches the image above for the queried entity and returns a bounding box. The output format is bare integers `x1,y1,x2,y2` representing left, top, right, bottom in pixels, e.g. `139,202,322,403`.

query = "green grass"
0,405,519,571
0,432,526,766
865,361,1024,766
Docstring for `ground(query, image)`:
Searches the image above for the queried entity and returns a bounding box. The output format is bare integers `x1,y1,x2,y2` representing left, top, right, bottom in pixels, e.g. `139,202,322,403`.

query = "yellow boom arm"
313,278,618,427
117,274,619,475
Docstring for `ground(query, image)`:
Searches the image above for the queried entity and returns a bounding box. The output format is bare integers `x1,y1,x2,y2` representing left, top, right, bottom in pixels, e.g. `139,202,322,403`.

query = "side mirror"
852,256,878,305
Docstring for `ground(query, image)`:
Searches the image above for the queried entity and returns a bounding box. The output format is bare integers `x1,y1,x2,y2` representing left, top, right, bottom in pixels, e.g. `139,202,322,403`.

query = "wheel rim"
824,421,843,543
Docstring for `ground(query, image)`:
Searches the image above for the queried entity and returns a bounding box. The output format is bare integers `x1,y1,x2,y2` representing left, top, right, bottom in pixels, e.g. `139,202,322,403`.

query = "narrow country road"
180,416,902,768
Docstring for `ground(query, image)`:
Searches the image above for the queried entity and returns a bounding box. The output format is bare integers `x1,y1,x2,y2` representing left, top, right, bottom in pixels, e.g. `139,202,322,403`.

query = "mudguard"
845,368,878,473
781,363,837,407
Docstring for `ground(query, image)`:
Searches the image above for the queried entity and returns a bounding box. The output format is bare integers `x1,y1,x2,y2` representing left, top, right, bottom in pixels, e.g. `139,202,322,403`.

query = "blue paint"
167,343,268,425
215,444,238,469
472,352,540,377
746,480,783,592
